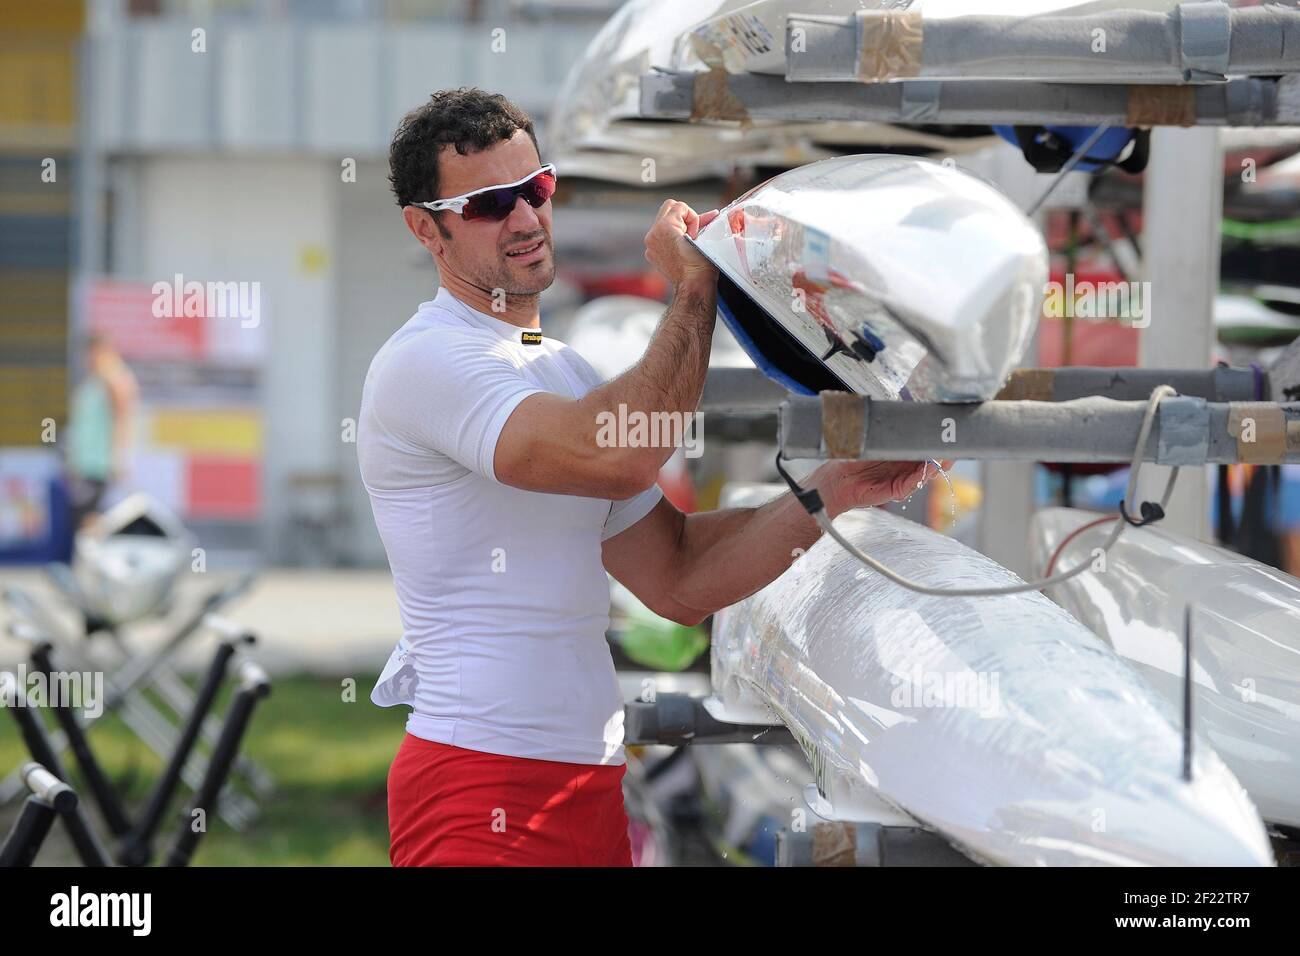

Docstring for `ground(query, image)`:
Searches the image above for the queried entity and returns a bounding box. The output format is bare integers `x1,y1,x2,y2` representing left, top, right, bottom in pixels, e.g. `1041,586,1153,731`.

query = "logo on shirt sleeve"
521,331,543,346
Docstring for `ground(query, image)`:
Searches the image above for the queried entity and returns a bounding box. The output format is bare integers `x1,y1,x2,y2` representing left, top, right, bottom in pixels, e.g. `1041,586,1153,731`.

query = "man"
361,88,942,867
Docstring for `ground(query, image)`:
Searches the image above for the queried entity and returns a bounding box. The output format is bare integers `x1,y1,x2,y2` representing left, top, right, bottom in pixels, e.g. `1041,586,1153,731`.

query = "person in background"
65,333,137,529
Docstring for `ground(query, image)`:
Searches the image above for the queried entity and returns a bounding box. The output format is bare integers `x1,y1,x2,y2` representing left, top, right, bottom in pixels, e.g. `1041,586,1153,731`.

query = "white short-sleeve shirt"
358,287,662,766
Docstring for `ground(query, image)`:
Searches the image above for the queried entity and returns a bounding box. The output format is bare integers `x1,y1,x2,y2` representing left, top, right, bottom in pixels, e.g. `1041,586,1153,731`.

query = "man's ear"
401,205,425,243
402,206,445,257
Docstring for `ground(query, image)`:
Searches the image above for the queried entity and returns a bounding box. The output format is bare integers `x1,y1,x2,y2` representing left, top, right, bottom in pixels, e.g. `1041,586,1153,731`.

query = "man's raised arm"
494,201,719,499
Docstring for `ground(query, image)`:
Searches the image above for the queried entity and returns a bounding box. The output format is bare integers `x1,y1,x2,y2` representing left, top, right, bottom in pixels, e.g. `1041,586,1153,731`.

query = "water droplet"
929,459,958,528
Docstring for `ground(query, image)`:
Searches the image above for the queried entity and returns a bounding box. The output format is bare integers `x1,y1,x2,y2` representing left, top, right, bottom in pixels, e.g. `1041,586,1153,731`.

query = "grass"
0,673,407,866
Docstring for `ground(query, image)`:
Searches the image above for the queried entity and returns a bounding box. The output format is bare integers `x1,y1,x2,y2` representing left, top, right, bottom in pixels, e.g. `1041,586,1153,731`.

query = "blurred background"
4,0,1300,866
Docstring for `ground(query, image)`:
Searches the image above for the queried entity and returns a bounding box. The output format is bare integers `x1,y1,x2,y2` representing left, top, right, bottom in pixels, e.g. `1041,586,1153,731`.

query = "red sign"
186,456,259,520
86,279,206,361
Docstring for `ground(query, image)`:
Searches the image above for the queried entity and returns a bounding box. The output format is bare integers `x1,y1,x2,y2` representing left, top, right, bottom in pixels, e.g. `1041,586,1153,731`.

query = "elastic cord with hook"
776,385,1180,597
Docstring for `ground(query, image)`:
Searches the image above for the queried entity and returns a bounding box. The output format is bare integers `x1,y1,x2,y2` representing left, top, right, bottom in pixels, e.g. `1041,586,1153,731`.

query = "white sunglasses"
414,164,558,221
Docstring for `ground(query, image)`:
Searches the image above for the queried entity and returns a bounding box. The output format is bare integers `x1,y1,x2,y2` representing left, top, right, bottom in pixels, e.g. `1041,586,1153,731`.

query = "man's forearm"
669,492,824,617
577,279,716,465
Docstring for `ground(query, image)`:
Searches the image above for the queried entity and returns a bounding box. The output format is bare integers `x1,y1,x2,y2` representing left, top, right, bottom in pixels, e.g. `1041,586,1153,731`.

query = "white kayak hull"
565,295,753,382
1032,506,1300,831
712,487,1274,865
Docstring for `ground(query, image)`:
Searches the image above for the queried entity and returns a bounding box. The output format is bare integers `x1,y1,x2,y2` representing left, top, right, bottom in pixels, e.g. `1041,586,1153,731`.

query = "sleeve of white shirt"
602,484,664,541
372,329,544,482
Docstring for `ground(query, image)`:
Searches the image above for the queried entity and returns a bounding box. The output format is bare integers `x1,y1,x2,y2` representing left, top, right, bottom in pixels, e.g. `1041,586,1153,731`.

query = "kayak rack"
625,694,982,866
642,71,1295,130
0,655,272,867
776,821,977,868
624,693,795,747
699,356,1300,467
776,392,1300,465
640,5,1300,130
0,763,109,868
0,572,273,827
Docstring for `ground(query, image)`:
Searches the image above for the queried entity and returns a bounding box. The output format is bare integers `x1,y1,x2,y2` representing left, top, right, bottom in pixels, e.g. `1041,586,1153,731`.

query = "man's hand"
644,200,719,290
812,459,955,519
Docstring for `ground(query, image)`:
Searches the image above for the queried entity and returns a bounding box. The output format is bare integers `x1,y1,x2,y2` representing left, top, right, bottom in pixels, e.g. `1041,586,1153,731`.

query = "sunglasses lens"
462,187,520,222
521,171,557,208
460,169,556,222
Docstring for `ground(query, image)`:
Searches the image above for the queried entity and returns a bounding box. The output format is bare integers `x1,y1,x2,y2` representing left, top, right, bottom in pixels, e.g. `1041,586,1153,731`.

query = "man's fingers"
887,461,928,501
698,209,720,229
681,208,701,238
660,199,686,220
658,199,703,233
890,472,915,500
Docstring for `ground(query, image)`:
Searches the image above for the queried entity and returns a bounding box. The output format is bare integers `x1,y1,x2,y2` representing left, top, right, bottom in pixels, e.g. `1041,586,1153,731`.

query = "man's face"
424,130,556,296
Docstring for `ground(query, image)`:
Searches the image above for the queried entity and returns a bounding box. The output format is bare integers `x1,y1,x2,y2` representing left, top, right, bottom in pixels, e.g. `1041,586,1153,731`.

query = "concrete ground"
0,567,717,693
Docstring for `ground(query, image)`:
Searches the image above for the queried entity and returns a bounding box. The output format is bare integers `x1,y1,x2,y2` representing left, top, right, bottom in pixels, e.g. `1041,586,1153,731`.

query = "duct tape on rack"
1157,396,1210,466
856,9,923,83
811,821,860,867
1228,402,1288,463
1179,0,1232,82
1127,85,1198,127
821,391,867,459
996,369,1056,402
691,68,751,124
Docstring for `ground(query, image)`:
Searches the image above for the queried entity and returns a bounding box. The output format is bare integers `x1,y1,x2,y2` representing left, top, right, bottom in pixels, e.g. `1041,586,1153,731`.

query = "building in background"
3,0,679,569
0,0,82,563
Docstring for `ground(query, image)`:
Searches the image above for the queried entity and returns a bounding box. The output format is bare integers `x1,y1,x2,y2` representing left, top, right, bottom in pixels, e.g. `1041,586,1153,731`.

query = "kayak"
546,0,1289,185
1032,506,1300,830
710,485,1274,865
545,0,999,186
690,154,1048,401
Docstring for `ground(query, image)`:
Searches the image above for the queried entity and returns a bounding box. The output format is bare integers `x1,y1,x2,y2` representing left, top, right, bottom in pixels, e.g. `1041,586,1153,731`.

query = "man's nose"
504,194,543,232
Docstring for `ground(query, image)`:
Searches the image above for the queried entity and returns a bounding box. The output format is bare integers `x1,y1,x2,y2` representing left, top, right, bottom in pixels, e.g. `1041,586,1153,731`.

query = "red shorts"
386,733,633,867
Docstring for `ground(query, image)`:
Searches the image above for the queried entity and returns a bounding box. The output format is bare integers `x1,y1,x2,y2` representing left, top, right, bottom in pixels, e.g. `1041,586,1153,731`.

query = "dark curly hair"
388,88,540,238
